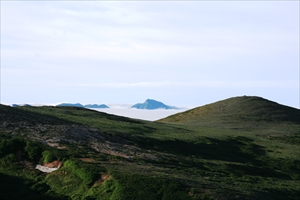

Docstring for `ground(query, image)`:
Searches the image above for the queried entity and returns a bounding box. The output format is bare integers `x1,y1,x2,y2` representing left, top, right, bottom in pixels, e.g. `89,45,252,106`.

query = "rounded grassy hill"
159,96,300,124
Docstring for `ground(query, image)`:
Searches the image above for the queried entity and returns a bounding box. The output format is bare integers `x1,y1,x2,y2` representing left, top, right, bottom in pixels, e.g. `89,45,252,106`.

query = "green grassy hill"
159,96,299,123
0,96,299,199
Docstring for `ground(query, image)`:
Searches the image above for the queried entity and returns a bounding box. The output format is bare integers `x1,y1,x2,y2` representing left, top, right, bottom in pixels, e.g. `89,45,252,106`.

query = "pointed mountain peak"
132,99,177,110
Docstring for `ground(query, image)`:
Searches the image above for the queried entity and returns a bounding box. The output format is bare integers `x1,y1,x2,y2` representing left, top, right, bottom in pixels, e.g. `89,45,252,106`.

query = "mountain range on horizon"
56,103,109,109
8,96,300,111
10,99,180,110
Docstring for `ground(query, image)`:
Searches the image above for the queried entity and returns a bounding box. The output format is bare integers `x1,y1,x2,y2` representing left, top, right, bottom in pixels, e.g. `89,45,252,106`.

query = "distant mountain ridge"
12,104,32,107
56,103,84,107
56,103,109,108
10,100,178,110
84,104,109,108
131,99,178,110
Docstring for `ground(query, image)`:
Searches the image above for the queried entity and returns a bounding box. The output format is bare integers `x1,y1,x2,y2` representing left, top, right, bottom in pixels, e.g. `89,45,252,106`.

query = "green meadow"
0,96,299,199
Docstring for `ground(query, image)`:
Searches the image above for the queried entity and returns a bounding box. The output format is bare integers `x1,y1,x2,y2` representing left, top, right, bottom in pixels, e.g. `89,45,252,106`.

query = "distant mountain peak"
145,99,158,102
131,99,177,110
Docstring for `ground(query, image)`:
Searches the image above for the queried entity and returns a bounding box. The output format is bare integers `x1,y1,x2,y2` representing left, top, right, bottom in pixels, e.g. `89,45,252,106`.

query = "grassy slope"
160,96,299,123
0,96,299,199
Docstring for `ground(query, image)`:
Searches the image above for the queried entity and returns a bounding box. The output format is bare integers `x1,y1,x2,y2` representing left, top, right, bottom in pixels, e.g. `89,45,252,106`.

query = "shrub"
0,153,17,164
63,160,96,185
0,138,25,157
42,150,56,163
25,141,42,160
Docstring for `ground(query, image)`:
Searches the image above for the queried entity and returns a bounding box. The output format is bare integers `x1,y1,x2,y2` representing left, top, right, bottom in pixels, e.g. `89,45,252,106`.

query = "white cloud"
1,1,299,108
3,1,297,65
46,80,298,89
90,107,188,121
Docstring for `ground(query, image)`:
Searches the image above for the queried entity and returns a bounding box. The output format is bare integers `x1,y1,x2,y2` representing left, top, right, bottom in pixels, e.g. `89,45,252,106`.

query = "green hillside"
0,96,299,199
160,96,299,123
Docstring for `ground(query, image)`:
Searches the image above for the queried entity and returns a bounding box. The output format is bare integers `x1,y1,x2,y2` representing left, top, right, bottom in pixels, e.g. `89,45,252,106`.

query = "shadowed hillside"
0,97,299,200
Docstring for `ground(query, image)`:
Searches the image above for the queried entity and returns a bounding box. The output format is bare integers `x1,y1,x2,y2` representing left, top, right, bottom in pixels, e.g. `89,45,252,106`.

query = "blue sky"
1,1,299,108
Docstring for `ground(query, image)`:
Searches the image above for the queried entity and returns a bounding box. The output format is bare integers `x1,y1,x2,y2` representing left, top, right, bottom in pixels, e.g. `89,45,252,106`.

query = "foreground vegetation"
0,96,299,199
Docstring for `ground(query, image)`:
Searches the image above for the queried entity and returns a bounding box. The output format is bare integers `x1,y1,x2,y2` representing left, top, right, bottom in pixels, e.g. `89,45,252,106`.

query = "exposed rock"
43,160,62,168
36,165,58,173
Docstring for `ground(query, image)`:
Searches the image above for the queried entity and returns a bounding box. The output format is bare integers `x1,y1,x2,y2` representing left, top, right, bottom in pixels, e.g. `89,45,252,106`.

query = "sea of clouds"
7,103,190,121
90,104,189,121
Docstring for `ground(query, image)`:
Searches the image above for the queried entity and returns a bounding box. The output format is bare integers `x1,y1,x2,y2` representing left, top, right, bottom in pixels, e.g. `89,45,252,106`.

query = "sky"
1,1,299,109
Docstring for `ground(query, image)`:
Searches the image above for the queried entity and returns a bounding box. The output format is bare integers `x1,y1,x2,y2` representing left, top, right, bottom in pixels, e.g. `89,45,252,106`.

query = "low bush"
25,141,42,160
42,150,56,163
63,159,97,185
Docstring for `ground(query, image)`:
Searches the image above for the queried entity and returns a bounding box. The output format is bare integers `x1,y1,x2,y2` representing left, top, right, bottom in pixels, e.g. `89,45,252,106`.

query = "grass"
0,96,299,199
160,96,299,123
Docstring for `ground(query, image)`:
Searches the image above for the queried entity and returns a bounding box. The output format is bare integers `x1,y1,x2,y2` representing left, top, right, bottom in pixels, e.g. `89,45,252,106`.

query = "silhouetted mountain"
11,104,32,107
56,103,109,108
56,103,84,107
131,99,177,110
84,104,109,108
